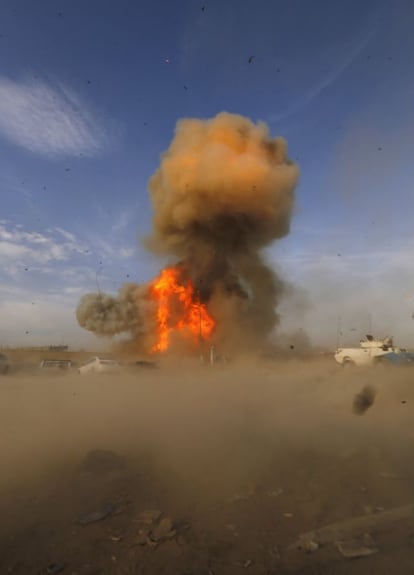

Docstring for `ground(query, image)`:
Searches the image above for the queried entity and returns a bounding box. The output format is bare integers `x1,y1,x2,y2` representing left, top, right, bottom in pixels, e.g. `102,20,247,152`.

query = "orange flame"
149,266,215,353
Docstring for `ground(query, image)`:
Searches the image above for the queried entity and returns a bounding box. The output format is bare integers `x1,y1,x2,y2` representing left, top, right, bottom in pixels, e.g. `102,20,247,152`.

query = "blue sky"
1,0,414,348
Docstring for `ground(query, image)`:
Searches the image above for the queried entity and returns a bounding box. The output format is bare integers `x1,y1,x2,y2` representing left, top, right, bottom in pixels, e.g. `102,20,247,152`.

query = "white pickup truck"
334,335,402,367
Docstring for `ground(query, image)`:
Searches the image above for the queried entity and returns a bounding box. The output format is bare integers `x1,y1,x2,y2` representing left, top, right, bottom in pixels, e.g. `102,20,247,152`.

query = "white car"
78,357,122,375
334,335,401,367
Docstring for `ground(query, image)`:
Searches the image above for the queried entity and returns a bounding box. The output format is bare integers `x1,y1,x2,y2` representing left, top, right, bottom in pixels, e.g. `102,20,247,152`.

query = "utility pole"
336,314,342,349
368,313,372,334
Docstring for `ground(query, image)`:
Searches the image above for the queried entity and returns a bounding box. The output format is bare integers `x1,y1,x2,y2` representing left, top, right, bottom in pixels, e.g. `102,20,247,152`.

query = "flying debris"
248,56,255,64
164,58,171,64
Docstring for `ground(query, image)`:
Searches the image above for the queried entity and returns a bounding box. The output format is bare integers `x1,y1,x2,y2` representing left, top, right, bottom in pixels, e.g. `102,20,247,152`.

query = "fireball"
149,266,215,353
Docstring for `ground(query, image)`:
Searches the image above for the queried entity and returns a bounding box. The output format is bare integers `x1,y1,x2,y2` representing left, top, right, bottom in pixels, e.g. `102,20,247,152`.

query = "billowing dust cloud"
76,112,299,354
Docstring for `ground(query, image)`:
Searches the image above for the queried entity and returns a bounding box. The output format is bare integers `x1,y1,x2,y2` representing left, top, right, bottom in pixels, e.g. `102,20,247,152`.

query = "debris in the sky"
24,267,28,271
65,167,71,171
337,253,341,257
25,331,29,335
276,67,281,73
165,58,171,64
248,56,255,64
353,385,376,416
377,147,382,151
184,85,188,90
201,4,206,11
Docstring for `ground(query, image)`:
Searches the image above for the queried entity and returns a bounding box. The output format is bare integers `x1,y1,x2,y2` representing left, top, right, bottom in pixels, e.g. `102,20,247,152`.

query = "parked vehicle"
334,335,402,367
130,360,157,369
78,357,122,375
376,351,414,366
0,353,10,374
39,359,73,370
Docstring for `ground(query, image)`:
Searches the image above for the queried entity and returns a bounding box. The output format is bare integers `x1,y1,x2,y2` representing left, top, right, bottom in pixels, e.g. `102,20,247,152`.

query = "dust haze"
77,112,299,354
2,360,414,574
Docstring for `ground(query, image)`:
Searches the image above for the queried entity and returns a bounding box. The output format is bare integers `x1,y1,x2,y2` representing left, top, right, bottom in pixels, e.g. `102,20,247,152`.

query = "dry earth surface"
1,354,414,574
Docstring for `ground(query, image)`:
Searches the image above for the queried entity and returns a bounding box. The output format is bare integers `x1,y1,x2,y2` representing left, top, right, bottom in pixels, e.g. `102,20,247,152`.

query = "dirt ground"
1,357,414,574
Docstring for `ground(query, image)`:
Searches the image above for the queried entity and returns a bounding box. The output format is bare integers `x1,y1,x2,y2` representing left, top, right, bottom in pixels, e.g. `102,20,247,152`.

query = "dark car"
132,360,158,369
39,359,73,370
0,353,10,374
378,351,414,366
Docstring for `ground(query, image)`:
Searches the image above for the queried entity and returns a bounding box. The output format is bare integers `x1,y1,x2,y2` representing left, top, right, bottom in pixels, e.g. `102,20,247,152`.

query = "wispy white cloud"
112,209,135,233
119,246,136,258
0,222,90,270
0,76,108,157
0,223,99,348
0,221,145,347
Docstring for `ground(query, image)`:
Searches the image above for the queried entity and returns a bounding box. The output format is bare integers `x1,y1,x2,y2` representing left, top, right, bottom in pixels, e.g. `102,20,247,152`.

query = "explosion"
76,112,299,355
150,266,215,353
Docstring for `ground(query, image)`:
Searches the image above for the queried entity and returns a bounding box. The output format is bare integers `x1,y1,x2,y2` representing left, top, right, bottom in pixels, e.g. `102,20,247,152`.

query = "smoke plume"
77,112,299,354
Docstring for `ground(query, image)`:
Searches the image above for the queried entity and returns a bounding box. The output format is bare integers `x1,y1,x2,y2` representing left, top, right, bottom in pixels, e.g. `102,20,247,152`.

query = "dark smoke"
76,112,299,354
76,284,156,348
